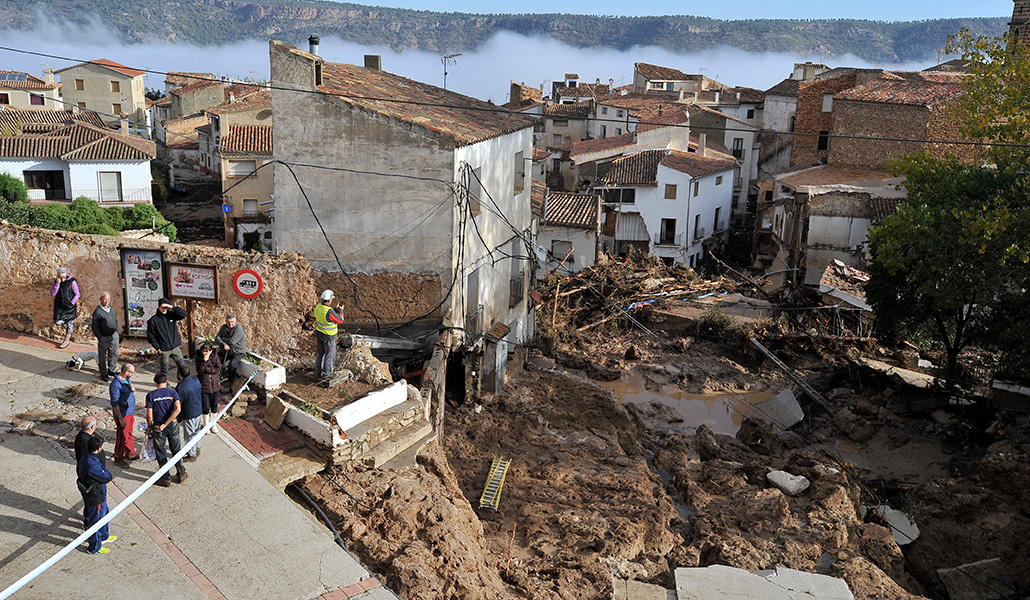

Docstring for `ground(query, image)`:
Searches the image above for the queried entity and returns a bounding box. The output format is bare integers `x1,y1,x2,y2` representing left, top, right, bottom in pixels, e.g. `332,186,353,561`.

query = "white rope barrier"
0,369,258,599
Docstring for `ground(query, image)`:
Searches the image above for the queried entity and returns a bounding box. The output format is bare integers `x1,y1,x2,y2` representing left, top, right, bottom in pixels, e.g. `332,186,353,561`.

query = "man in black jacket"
146,298,187,378
91,292,119,382
74,415,102,463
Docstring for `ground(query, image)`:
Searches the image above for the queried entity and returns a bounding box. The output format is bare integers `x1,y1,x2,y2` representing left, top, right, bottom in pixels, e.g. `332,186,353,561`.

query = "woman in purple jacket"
195,343,222,431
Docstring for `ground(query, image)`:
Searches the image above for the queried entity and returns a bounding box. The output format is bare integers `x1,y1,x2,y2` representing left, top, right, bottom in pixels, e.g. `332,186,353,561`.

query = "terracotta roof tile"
0,70,59,90
564,73,579,80
598,93,675,110
0,120,155,161
532,148,549,161
152,96,172,108
570,132,635,159
733,86,766,104
635,106,689,132
660,150,735,179
544,192,598,229
503,99,545,112
206,89,271,114
687,103,755,129
318,62,536,147
169,78,223,97
553,83,609,100
531,180,546,217
835,80,965,107
869,197,902,224
56,59,144,78
223,83,265,102
544,101,592,118
0,108,108,133
766,77,801,97
635,62,688,81
165,72,216,86
598,149,667,186
221,124,272,156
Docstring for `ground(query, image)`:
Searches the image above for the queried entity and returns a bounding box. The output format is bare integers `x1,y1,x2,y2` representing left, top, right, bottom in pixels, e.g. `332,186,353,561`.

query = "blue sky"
363,0,1013,21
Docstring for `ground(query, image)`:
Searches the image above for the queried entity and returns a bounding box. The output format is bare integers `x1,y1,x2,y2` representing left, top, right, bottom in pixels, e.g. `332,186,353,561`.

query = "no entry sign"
233,269,264,299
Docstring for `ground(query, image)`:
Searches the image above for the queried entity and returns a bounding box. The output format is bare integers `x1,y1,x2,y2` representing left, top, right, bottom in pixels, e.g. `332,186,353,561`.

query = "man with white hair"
74,415,101,463
91,292,119,382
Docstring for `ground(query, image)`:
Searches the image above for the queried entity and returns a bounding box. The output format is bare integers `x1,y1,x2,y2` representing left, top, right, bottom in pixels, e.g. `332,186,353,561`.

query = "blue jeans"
84,501,109,553
151,422,184,479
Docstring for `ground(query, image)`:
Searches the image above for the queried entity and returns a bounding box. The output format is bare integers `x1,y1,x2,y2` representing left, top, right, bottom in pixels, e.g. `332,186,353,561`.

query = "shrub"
0,173,29,203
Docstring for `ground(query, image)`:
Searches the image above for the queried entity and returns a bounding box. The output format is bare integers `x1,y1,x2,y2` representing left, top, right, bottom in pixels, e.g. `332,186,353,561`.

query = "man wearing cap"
313,290,345,380
77,435,114,554
146,298,188,378
51,266,80,349
146,374,186,486
214,314,247,390
91,292,119,382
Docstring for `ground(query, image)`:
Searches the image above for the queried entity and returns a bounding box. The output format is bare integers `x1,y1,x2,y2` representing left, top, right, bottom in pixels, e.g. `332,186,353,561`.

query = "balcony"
653,232,682,246
509,271,525,308
27,187,153,203
692,227,707,241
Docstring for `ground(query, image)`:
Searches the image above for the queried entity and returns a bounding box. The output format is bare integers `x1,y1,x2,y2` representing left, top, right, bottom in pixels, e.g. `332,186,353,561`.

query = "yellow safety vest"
314,303,338,336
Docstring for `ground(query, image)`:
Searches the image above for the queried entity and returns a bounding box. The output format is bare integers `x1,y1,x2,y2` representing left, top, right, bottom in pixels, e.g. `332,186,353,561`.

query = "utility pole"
441,53,462,90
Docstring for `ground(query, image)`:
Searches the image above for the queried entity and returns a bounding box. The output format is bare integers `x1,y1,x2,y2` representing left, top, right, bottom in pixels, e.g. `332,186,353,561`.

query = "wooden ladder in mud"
479,458,512,511
751,339,836,416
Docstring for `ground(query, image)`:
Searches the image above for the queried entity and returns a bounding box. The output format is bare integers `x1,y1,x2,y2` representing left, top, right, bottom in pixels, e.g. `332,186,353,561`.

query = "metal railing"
653,232,682,246
27,188,153,203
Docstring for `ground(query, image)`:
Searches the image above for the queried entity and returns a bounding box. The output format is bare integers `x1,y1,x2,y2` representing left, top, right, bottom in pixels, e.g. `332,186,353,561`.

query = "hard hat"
320,289,335,301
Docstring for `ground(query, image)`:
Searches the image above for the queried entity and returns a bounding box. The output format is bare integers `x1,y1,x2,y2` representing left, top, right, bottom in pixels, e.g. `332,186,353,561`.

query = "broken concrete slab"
767,470,811,496
746,389,804,431
861,358,935,389
862,505,920,545
936,558,1017,600
612,578,676,600
756,567,854,599
676,565,855,600
677,564,793,599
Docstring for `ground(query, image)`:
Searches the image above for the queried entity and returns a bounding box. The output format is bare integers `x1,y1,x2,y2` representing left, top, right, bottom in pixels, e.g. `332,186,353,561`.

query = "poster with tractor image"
120,248,166,336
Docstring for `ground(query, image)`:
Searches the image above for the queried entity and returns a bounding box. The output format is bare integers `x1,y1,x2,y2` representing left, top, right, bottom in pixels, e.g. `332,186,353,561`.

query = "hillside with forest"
0,0,1008,62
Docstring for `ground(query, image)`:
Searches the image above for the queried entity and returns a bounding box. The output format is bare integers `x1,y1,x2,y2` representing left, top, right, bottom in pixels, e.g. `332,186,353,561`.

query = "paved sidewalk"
0,333,393,600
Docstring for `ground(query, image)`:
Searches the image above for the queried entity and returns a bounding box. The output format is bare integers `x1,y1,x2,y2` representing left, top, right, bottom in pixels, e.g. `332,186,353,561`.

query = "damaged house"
269,41,538,393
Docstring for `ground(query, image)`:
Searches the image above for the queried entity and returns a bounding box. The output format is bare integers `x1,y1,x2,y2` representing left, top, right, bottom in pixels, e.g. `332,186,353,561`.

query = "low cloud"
1,21,936,103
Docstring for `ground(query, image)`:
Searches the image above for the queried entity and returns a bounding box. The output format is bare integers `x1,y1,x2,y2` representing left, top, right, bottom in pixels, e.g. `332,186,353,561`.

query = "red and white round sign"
233,269,264,299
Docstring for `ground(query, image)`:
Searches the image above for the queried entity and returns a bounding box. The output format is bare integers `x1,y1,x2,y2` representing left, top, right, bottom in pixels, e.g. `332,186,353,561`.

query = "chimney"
364,55,382,71
736,92,741,102
714,91,721,103
119,114,129,136
698,133,707,158
678,89,685,101
228,92,236,104
693,91,699,103
43,68,54,86
308,35,320,56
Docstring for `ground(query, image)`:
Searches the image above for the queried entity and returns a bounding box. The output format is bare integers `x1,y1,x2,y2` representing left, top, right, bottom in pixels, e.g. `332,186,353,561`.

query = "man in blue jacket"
77,436,114,554
109,363,137,467
175,366,203,461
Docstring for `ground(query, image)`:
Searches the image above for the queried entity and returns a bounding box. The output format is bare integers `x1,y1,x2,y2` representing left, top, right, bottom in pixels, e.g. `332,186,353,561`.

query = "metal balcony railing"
28,188,153,203
653,232,682,246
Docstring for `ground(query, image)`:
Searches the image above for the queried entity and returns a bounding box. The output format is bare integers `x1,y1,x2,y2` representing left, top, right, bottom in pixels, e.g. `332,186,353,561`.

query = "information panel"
167,263,219,301
120,248,166,336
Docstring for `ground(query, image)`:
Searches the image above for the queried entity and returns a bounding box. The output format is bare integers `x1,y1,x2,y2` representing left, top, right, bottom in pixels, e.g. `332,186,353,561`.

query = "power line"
2,45,1028,150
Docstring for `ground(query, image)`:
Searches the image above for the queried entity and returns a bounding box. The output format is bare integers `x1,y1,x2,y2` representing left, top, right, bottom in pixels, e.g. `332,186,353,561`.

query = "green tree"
866,29,1030,379
0,172,29,203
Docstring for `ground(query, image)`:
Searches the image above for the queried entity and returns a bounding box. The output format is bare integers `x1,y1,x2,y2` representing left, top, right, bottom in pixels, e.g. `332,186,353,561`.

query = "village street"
0,333,387,600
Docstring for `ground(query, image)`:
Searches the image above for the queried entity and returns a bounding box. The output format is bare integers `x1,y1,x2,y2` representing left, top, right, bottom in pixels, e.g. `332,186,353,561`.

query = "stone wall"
792,73,857,167
0,221,316,366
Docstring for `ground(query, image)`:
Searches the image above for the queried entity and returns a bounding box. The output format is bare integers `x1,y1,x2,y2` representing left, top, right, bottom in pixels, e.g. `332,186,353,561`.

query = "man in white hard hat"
313,290,345,380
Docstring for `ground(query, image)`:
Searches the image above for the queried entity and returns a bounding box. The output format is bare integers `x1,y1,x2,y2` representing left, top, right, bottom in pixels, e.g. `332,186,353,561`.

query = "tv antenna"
442,53,462,90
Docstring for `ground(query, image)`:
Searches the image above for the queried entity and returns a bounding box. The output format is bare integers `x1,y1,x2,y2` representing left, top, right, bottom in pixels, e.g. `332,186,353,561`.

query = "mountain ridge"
0,0,1008,63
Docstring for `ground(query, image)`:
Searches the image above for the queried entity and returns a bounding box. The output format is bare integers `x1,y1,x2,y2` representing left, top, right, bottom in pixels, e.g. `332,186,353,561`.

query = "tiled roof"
544,192,598,229
598,149,667,186
779,166,894,189
661,150,735,179
152,95,172,108
869,197,902,224
636,62,688,81
206,89,271,114
223,83,265,102
733,86,766,104
687,103,755,129
598,93,674,110
56,59,144,78
635,106,689,132
169,79,223,97
532,148,549,161
766,77,802,97
689,134,732,158
502,99,545,112
553,83,609,100
0,108,108,133
221,124,272,156
531,179,546,217
318,62,536,147
544,101,592,118
835,80,964,107
564,73,579,80
0,120,155,161
570,132,635,159
165,72,215,87
0,70,58,90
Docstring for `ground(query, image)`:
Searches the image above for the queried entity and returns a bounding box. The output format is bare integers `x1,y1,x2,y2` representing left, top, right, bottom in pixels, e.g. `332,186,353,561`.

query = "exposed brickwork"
220,402,306,460
829,98,976,170
791,72,857,167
